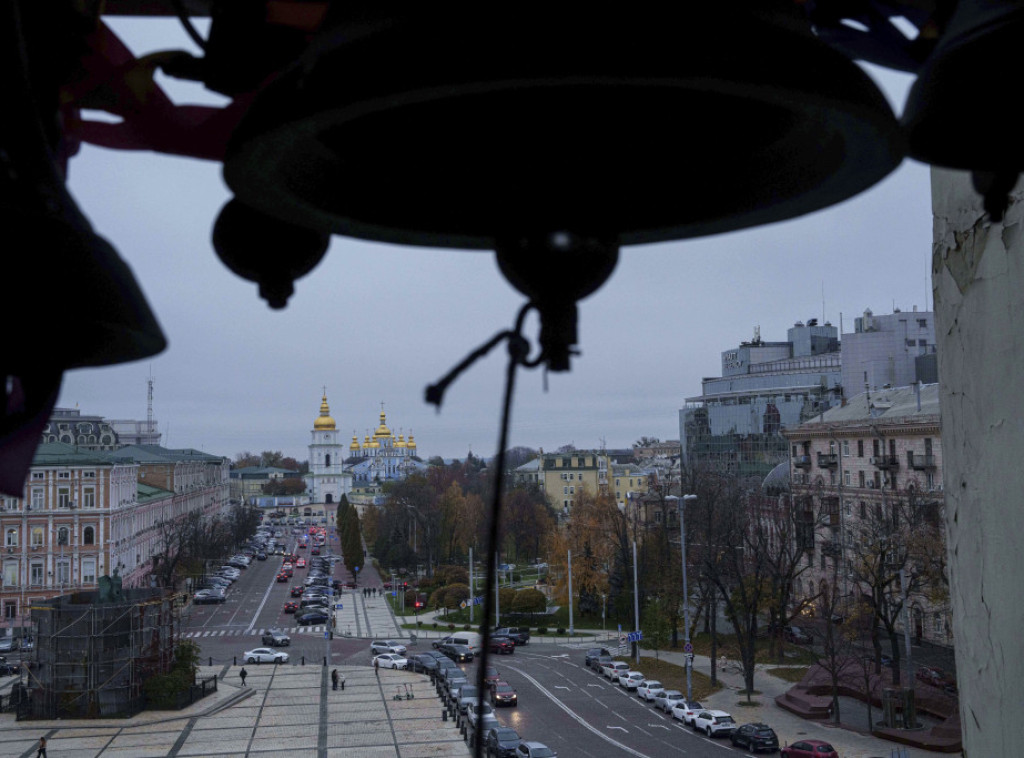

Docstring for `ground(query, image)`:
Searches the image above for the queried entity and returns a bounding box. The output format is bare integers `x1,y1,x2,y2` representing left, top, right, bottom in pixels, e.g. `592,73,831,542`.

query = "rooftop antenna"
822,280,826,324
146,368,155,434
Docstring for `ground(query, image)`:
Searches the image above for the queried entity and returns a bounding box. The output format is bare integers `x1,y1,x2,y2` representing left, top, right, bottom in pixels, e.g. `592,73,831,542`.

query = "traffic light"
403,582,408,589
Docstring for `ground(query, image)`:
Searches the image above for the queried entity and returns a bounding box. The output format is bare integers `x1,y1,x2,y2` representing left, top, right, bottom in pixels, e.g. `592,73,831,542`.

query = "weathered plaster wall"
932,167,1024,756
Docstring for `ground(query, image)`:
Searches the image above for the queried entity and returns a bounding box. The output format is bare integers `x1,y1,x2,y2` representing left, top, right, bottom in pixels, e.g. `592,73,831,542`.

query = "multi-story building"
513,450,617,514
680,309,936,479
783,383,950,646
41,408,121,450
0,442,227,640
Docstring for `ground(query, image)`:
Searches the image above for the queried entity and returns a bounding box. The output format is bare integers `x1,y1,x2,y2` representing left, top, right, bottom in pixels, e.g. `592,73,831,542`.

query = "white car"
373,653,408,670
636,680,664,701
617,671,645,690
653,689,685,713
244,647,289,664
371,639,408,655
604,661,630,680
670,699,703,725
692,709,736,737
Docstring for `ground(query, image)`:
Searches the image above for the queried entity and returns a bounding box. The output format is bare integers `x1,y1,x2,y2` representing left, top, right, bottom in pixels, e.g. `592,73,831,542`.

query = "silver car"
653,689,685,713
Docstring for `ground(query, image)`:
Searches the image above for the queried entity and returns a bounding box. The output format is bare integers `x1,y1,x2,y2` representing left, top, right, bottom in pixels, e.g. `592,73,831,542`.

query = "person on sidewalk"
374,658,379,678
240,667,248,687
332,669,339,690
36,736,47,757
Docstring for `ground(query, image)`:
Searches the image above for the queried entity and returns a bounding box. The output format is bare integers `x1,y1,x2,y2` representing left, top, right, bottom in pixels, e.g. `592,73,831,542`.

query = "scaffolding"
24,588,180,719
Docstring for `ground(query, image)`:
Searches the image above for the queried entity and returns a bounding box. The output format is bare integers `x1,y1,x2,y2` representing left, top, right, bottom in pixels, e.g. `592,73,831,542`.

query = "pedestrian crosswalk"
181,626,330,639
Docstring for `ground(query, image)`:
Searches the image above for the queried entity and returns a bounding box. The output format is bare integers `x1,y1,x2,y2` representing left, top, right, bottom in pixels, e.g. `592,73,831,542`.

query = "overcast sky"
58,18,935,463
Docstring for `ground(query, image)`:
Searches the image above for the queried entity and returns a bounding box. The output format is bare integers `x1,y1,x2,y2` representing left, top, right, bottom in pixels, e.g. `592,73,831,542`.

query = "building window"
563,486,568,495
83,471,95,479
58,487,71,508
56,560,70,584
83,526,95,545
842,440,850,457
57,527,70,546
30,527,43,546
82,557,97,584
2,601,15,619
58,471,70,479
30,563,44,585
31,488,43,509
82,487,95,508
31,472,44,480
858,471,865,488
857,440,864,457
844,470,851,486
5,528,17,547
860,501,867,519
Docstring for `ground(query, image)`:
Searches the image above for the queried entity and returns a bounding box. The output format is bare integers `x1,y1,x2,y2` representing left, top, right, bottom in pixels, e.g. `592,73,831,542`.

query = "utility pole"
469,547,474,624
568,548,574,637
680,494,697,701
632,540,640,665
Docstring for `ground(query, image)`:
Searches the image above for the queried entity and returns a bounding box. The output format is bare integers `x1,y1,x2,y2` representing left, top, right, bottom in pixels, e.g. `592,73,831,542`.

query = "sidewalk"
645,649,950,758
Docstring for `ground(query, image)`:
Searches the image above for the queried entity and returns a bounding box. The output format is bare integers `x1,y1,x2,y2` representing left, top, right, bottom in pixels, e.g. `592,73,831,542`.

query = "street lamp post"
679,493,697,702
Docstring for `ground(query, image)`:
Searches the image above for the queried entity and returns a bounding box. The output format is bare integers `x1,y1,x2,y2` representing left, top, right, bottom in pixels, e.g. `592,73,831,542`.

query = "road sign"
459,600,468,609
473,596,484,606
627,631,643,643
324,631,329,639
335,603,343,610
683,642,693,653
354,566,359,572
619,634,627,646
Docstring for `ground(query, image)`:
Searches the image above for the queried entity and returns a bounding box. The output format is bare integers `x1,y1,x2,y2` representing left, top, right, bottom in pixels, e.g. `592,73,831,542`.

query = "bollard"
233,656,237,666
442,708,447,721
302,656,305,666
209,657,212,667
323,656,327,666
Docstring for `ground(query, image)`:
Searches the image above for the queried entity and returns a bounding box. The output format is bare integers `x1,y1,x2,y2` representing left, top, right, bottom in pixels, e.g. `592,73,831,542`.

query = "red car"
276,573,289,582
781,740,838,758
284,601,299,613
290,586,304,597
489,637,515,654
311,547,321,555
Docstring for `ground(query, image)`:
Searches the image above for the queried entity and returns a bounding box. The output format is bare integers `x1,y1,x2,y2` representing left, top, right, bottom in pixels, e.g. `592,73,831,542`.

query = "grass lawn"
765,666,811,683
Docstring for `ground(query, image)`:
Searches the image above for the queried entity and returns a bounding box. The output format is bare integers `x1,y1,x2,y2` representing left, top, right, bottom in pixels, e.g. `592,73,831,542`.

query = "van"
433,632,482,653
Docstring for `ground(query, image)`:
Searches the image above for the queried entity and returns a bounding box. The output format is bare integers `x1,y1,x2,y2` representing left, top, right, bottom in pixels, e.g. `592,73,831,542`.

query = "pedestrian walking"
36,736,47,757
374,658,379,678
240,667,248,687
332,668,339,690
340,672,346,690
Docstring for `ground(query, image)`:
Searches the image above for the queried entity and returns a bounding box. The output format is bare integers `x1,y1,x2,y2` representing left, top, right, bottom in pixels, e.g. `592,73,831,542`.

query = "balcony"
870,455,900,470
909,453,936,470
792,455,812,469
816,453,838,469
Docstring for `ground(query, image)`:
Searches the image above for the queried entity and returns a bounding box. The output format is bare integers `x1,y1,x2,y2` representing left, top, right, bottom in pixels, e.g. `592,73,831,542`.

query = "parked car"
483,665,500,687
490,681,518,707
636,680,664,701
410,653,441,675
297,609,329,625
465,703,501,749
916,665,957,692
781,739,839,758
784,625,813,644
244,647,289,664
590,654,613,672
617,671,645,690
373,653,408,670
692,710,736,737
516,742,557,758
603,661,630,680
484,726,522,758
370,640,408,655
193,589,226,604
670,699,703,726
730,723,780,753
653,689,685,713
585,647,613,668
262,629,291,647
454,684,481,715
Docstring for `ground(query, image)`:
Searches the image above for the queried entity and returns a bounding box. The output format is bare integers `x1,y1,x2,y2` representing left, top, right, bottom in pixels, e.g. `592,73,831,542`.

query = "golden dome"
407,433,415,447
314,394,336,430
374,410,392,439
350,434,360,450
395,434,406,448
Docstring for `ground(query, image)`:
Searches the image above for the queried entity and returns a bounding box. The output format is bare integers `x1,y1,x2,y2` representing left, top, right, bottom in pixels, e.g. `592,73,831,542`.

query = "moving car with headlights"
373,653,408,670
261,629,291,647
692,709,736,737
730,723,780,753
490,681,518,707
244,647,289,664
489,636,515,654
439,642,474,662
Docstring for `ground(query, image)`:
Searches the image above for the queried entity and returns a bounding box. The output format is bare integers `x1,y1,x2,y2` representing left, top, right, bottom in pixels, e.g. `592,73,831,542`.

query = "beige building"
514,450,620,513
0,443,227,640
784,383,950,646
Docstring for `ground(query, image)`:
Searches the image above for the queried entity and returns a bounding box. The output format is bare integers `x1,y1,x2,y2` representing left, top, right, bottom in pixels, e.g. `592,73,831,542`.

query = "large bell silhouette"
223,6,905,250
903,0,1024,219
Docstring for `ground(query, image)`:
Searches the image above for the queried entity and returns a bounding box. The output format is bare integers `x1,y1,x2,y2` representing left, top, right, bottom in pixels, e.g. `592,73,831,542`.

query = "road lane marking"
554,686,570,690
506,664,655,758
245,569,280,633
649,724,670,730
607,726,628,732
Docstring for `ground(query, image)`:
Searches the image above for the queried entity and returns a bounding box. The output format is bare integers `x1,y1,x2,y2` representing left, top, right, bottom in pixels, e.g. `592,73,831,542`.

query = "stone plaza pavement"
0,664,467,758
